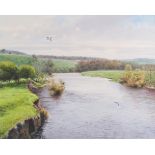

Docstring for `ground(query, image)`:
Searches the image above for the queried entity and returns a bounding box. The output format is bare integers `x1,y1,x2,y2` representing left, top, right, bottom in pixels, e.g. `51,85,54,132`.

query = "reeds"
47,78,65,96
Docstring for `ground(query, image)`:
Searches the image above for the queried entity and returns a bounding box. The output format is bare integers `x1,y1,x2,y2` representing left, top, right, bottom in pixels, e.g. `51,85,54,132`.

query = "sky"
1,15,155,59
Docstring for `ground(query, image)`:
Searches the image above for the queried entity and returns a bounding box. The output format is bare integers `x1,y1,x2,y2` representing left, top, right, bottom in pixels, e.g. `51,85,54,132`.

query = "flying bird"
46,36,53,41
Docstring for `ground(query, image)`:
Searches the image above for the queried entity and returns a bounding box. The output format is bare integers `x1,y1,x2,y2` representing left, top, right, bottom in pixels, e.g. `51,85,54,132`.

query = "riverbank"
82,70,155,88
0,84,47,138
82,70,123,82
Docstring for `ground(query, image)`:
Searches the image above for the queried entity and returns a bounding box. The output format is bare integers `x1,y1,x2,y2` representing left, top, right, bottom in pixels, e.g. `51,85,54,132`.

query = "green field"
52,59,76,72
0,54,33,65
0,85,38,138
0,54,76,72
82,70,123,82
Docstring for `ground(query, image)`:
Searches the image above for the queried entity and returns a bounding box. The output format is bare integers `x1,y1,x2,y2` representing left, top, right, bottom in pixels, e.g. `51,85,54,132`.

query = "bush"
19,65,36,79
127,70,145,87
121,65,145,88
0,61,18,81
120,64,133,83
47,78,65,96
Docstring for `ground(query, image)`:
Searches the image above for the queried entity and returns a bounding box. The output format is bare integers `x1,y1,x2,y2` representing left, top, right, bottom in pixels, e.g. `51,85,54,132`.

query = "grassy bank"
82,70,123,82
0,85,38,138
82,70,155,87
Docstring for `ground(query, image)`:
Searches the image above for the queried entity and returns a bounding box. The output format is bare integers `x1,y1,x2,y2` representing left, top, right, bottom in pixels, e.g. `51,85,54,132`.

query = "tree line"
76,59,127,72
76,59,155,72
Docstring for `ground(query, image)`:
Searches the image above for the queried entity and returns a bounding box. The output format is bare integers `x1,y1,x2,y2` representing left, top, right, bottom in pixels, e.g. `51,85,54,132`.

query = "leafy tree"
0,61,18,81
13,68,20,82
19,65,36,79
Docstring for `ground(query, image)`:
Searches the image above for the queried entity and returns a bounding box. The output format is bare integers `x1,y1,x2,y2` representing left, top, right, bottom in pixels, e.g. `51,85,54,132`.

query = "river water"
38,73,155,138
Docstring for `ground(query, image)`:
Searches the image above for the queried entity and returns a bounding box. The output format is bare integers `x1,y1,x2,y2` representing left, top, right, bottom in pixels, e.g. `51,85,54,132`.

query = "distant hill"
124,58,155,65
1,48,155,66
0,49,26,55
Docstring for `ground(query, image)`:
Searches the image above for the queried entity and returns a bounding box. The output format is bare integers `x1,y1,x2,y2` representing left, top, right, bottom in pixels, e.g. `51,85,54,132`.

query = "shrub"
127,70,145,87
120,64,133,83
19,65,36,79
0,61,18,81
47,78,65,96
121,65,145,88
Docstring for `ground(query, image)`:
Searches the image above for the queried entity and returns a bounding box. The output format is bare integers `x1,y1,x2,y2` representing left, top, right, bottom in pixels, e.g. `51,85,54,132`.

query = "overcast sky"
1,15,155,59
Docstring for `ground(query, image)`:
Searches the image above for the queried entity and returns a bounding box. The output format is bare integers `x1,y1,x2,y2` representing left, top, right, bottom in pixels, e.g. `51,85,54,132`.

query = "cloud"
0,15,155,59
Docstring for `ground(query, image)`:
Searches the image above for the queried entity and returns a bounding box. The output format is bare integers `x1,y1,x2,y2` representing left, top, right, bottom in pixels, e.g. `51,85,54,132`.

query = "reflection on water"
38,73,155,138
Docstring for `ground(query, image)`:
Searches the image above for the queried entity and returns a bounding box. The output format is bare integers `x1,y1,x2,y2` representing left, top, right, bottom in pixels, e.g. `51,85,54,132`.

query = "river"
37,73,155,138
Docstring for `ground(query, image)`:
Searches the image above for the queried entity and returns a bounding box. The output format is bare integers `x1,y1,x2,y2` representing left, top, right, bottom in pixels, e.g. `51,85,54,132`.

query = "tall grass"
47,78,65,96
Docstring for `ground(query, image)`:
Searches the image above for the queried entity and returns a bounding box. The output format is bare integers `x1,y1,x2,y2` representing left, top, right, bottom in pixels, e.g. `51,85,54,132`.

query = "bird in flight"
46,36,53,41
